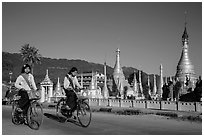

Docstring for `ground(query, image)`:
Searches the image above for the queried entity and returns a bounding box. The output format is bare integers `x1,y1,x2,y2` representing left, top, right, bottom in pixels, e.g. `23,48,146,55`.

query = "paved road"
2,105,202,135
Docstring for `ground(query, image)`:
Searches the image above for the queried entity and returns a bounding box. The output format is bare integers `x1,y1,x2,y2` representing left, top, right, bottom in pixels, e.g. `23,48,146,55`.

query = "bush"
99,108,112,112
115,109,142,115
155,112,178,118
181,115,202,122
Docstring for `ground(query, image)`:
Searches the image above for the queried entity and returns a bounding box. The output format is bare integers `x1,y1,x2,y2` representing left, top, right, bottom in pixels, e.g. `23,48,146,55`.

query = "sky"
2,2,202,77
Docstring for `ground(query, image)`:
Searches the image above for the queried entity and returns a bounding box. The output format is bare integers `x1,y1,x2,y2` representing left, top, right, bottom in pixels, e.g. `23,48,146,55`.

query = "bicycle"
11,94,43,130
56,90,92,127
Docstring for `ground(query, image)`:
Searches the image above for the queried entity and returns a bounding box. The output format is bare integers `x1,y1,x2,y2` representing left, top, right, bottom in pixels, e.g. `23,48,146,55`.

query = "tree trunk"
31,64,34,75
29,61,34,75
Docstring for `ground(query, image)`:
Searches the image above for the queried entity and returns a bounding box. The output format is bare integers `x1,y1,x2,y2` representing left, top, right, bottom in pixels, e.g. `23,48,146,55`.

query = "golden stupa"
175,22,196,91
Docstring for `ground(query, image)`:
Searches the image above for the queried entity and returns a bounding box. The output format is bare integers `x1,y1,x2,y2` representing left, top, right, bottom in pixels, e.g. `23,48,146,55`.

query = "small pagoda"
53,77,66,102
40,69,53,103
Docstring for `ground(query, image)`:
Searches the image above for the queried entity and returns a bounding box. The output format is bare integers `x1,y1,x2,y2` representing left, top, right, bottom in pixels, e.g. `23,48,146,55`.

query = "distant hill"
2,52,160,93
2,52,112,84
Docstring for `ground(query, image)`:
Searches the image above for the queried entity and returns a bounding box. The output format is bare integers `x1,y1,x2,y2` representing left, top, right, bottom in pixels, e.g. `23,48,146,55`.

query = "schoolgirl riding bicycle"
14,64,38,115
63,67,83,115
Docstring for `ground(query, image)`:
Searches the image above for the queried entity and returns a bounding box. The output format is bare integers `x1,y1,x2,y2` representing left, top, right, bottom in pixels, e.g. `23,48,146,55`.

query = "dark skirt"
64,89,77,112
18,89,30,114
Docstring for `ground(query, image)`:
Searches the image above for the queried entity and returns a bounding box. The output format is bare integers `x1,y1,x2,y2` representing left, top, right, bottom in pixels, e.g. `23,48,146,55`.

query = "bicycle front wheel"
77,101,92,127
27,101,43,130
11,101,23,125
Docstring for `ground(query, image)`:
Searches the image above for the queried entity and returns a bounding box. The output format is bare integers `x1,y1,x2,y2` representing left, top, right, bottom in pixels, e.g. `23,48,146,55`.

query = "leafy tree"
20,44,42,74
162,83,170,100
179,78,202,102
192,77,202,102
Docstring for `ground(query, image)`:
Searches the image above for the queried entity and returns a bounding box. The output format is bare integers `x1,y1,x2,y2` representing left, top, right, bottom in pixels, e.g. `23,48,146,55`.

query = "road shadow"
44,113,82,127
44,113,65,123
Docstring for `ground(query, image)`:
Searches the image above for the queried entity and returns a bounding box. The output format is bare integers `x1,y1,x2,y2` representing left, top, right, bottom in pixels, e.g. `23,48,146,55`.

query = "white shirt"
64,74,82,90
15,73,37,91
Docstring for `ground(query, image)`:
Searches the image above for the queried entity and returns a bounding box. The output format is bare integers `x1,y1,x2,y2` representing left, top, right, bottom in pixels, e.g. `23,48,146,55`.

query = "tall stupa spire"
133,70,138,96
114,48,123,74
102,61,109,99
138,70,143,96
175,13,196,90
113,48,125,99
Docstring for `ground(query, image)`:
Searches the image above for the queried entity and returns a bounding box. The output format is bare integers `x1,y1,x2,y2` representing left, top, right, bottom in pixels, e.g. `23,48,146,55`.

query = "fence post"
194,102,197,112
145,100,147,109
107,99,110,107
176,101,178,111
97,98,100,106
131,100,133,108
159,100,162,110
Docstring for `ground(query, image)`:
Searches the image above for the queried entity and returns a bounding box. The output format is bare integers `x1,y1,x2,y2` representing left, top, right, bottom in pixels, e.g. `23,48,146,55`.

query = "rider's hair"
21,64,31,73
68,67,78,75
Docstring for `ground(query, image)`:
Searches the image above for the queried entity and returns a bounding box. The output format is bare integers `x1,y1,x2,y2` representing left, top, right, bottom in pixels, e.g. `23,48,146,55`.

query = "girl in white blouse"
63,67,82,115
15,64,37,113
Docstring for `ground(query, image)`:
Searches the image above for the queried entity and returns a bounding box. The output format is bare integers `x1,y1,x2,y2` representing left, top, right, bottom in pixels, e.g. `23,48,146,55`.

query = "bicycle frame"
56,92,91,127
11,95,43,130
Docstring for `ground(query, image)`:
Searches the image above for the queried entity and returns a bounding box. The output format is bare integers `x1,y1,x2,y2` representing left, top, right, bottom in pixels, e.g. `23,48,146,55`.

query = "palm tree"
20,44,42,74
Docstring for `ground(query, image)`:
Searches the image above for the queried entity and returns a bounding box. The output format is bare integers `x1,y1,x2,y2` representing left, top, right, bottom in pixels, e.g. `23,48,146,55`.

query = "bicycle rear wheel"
77,101,92,127
56,98,70,121
27,101,43,130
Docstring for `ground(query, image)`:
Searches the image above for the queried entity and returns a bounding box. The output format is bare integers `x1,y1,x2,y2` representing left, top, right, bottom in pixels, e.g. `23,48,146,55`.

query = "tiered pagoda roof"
41,69,53,85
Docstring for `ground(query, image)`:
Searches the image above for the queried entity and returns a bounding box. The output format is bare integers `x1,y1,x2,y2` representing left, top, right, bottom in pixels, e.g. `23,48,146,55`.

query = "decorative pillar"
40,86,45,103
158,64,163,98
48,86,53,103
138,70,143,97
153,74,157,96
147,75,151,96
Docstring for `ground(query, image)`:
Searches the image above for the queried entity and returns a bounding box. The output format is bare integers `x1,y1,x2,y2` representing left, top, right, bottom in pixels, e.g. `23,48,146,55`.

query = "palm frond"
20,43,42,67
